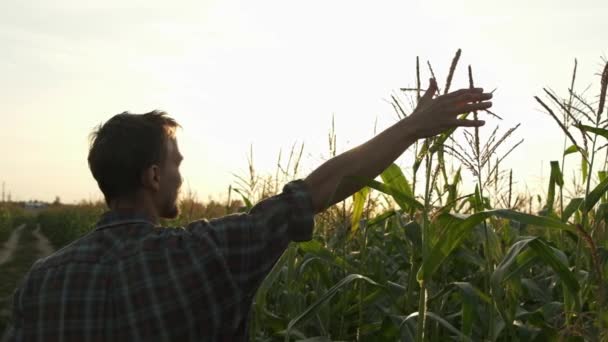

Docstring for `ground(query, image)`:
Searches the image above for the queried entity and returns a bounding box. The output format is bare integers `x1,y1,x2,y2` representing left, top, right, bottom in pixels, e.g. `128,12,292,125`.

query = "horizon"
1,0,607,204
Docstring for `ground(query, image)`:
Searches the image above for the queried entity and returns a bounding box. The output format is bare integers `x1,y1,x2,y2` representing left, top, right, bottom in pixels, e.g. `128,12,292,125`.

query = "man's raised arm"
303,78,493,214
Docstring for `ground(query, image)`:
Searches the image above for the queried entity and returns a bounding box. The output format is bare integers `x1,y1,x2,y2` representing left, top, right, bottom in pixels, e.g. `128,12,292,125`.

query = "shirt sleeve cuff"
282,179,315,242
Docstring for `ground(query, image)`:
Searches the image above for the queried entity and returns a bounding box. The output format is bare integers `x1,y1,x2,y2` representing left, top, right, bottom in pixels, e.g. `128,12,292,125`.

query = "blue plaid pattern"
5,180,314,341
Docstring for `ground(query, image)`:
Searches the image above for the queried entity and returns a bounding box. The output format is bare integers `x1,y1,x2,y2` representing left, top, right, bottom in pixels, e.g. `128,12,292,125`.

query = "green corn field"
1,51,608,341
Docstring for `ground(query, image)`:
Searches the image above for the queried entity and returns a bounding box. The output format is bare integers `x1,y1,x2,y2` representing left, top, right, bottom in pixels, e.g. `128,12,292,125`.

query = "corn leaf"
253,249,291,332
562,197,583,222
599,171,608,203
596,202,608,224
583,173,608,212
347,176,424,211
577,124,608,140
582,154,588,180
299,240,353,272
450,282,491,337
233,188,253,210
297,256,332,286
418,209,576,281
396,311,473,342
528,239,578,293
284,274,384,341
491,237,580,330
563,144,581,156
413,139,431,173
349,186,369,238
380,163,413,198
492,236,579,296
551,161,564,187
544,161,563,214
367,210,396,226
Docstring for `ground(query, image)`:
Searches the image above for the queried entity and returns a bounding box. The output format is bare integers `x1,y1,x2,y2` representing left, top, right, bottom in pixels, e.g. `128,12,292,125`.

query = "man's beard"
161,197,180,219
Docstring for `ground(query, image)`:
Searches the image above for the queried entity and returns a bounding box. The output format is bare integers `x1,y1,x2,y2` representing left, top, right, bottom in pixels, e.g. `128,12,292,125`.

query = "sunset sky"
1,0,606,204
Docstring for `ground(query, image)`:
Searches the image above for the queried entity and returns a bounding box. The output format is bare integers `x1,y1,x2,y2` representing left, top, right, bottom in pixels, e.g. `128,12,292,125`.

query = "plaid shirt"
6,180,314,342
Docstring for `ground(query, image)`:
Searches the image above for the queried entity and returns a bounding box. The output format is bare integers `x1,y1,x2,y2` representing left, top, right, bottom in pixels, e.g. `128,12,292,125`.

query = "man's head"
88,110,183,219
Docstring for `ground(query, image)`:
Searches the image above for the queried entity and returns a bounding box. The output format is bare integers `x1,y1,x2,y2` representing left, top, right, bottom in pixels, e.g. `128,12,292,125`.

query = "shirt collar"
95,210,159,231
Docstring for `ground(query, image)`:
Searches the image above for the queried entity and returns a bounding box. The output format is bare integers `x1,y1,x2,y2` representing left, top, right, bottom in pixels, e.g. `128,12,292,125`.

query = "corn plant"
0,205,13,243
247,53,608,342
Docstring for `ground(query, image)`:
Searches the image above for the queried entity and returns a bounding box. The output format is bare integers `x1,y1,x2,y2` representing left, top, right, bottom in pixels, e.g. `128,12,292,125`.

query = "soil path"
0,225,26,341
0,225,26,266
31,225,54,258
0,225,55,341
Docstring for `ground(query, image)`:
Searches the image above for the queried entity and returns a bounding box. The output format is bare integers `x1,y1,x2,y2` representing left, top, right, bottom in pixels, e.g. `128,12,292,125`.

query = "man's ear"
141,165,161,192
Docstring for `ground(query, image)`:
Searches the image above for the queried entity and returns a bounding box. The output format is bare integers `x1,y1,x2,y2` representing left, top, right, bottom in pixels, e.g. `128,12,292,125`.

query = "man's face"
158,137,183,219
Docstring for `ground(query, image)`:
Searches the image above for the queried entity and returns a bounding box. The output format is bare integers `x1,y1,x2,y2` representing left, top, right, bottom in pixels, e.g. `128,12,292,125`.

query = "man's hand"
407,78,493,139
304,78,494,214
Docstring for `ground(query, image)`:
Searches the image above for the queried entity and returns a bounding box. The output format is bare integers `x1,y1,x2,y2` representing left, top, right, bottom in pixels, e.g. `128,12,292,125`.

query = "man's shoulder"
29,221,220,273
30,231,112,272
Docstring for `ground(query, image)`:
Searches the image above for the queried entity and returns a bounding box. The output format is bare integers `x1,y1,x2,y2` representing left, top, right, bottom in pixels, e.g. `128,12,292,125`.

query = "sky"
0,0,607,204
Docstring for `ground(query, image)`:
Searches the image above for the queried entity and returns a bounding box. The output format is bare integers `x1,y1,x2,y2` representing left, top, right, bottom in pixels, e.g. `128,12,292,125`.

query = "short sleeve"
185,179,315,296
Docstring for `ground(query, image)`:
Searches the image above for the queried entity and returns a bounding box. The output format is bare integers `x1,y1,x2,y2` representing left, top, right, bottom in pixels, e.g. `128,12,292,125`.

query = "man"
6,78,492,341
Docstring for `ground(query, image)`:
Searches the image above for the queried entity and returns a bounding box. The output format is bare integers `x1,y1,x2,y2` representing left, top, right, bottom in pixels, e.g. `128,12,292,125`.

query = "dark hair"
87,110,180,205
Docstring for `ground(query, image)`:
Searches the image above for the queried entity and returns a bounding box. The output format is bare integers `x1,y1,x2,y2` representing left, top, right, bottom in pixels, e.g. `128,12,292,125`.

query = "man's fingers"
444,87,484,99
453,92,493,104
448,101,492,114
429,78,438,93
419,78,437,105
454,119,486,127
